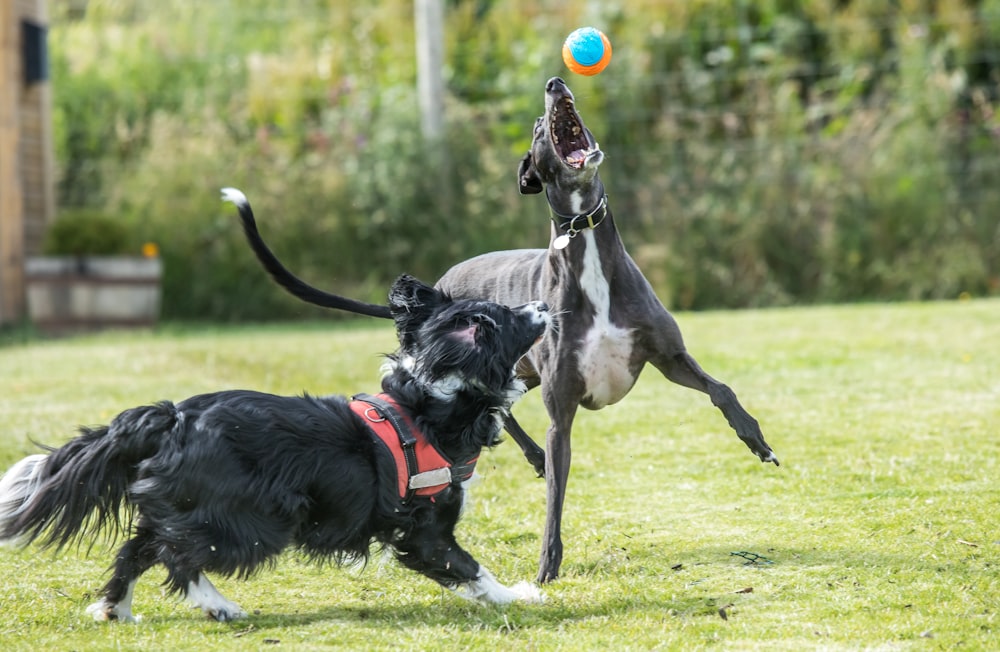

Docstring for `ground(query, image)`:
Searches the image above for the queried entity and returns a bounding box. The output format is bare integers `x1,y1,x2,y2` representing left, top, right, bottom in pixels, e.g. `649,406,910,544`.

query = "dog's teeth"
552,135,559,144
572,125,580,135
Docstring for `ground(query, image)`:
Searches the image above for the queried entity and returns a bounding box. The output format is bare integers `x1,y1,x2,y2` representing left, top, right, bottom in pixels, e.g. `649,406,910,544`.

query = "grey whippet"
435,77,778,583
232,77,779,585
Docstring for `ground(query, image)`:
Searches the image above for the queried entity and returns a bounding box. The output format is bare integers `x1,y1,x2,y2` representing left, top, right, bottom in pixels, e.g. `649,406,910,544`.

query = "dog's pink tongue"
567,149,588,167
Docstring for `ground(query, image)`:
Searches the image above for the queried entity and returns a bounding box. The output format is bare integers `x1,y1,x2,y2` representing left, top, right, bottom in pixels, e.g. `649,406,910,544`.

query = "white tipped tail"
0,454,48,545
220,187,248,206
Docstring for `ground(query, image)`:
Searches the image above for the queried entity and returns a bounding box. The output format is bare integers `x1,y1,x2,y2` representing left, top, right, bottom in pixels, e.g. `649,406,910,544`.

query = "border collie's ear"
389,274,446,344
451,322,479,347
518,152,543,195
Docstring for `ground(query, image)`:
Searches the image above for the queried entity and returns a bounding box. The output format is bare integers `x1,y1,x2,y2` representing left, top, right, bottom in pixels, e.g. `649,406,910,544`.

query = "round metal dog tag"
553,234,571,249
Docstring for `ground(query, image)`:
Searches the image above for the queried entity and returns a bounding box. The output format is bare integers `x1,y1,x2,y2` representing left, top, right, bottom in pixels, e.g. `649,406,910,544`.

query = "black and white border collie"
0,272,549,622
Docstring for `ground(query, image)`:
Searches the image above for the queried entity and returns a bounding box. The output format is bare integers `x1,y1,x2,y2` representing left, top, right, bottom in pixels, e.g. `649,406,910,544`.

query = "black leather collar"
548,193,608,234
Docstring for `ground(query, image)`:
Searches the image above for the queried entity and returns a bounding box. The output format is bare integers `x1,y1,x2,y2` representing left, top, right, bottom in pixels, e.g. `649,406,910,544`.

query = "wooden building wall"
0,0,54,325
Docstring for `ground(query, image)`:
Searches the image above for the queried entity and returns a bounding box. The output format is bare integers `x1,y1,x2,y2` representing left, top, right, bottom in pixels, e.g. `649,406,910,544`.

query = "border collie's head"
385,275,549,402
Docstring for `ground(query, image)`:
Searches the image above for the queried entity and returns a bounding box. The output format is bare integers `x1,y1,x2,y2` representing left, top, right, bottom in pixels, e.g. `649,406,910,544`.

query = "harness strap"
350,393,477,502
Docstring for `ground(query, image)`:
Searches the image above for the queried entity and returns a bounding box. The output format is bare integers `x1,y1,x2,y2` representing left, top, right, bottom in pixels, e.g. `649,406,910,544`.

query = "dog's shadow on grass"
146,541,963,635
240,541,962,629
186,547,781,634
195,584,720,637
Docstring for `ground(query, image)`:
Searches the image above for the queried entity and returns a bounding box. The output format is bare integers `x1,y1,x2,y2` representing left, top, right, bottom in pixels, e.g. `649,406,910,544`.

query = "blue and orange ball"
562,27,612,76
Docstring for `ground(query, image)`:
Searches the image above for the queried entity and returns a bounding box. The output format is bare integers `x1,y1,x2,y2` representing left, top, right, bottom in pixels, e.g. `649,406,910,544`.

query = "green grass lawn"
0,300,997,650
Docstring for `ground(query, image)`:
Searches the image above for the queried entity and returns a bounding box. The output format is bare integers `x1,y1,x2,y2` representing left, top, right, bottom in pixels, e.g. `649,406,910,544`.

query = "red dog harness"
349,393,478,503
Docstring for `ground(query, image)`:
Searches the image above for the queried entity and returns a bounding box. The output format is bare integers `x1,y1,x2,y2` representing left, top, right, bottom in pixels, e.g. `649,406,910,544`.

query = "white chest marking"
576,230,636,409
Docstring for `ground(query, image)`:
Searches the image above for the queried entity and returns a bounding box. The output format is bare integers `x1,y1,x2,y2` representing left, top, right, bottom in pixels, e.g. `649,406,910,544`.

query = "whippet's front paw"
523,448,546,477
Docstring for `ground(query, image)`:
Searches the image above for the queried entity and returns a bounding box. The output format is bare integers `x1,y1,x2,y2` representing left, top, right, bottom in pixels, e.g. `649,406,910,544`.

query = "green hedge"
50,0,1000,318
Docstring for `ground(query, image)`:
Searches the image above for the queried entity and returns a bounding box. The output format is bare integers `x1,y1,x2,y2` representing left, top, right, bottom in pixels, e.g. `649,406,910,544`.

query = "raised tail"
0,402,180,549
220,187,393,319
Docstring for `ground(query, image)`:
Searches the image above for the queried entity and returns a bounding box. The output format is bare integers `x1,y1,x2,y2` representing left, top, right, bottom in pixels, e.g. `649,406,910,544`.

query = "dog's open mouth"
549,97,598,169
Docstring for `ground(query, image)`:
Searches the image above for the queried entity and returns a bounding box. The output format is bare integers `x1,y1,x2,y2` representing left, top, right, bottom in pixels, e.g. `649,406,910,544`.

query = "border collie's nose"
536,302,550,312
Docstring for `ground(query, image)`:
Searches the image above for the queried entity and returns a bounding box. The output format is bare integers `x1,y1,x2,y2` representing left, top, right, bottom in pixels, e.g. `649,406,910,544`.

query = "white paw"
509,581,545,604
453,566,546,605
187,573,246,622
86,599,141,623
203,604,247,622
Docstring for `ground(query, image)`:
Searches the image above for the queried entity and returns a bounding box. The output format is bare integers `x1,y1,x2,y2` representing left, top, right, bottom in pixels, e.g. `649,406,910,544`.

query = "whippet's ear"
517,152,543,195
388,274,448,347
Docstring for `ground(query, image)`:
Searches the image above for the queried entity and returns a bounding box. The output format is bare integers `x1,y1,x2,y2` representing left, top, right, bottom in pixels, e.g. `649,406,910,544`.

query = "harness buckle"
409,467,452,490
364,407,386,423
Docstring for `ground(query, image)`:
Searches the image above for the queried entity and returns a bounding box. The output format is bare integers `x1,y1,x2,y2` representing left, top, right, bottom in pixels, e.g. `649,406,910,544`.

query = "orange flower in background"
142,242,160,258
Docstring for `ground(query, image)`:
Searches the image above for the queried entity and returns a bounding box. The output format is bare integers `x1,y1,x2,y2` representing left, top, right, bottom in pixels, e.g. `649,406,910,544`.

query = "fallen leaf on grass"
734,587,753,594
718,603,735,620
956,539,979,547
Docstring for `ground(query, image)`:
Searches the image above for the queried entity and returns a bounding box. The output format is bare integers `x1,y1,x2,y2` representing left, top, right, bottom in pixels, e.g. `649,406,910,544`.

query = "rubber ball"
562,27,612,76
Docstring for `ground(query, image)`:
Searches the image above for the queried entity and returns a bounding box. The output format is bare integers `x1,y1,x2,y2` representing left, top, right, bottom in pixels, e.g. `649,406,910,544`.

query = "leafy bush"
48,0,1000,318
42,210,131,256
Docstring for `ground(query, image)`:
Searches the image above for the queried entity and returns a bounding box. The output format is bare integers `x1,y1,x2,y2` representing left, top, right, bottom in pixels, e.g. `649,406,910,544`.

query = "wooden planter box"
26,256,162,335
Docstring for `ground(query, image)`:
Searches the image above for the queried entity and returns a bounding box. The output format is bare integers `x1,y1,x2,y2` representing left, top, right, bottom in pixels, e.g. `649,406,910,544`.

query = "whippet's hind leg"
654,350,778,465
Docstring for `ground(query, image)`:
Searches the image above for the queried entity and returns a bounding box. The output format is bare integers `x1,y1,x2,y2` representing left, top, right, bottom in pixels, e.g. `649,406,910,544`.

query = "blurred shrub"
48,0,1000,318
42,209,132,256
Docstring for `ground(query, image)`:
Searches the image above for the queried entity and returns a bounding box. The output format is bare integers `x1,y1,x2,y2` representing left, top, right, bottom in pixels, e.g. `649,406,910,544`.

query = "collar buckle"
550,193,609,235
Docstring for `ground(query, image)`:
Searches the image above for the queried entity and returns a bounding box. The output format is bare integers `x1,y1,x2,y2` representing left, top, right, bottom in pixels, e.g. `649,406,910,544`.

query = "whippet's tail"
220,187,393,319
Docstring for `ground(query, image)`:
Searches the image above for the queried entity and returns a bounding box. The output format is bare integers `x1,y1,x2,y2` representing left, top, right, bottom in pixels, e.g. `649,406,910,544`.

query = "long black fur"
0,274,548,621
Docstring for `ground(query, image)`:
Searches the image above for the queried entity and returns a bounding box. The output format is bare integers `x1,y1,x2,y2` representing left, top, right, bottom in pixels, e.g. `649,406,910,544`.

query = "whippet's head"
518,77,605,203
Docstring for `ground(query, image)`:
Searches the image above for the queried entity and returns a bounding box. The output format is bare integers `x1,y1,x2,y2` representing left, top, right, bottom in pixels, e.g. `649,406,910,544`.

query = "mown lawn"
0,299,997,651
